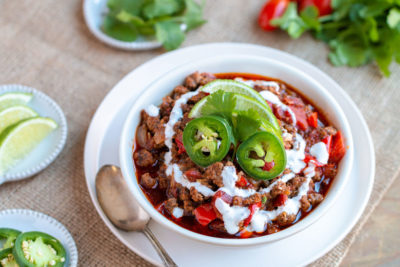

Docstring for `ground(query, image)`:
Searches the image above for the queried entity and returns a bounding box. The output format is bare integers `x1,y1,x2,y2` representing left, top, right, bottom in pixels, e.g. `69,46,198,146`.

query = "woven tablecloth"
0,0,399,266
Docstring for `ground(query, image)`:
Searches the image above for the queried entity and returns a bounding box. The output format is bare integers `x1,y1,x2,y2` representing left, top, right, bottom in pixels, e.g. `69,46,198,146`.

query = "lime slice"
0,92,33,111
190,93,280,131
201,79,271,111
0,117,57,174
0,105,38,134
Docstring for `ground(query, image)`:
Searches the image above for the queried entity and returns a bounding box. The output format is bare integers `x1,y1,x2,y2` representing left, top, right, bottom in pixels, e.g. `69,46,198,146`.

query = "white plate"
0,209,78,267
84,43,375,266
83,0,162,51
0,85,68,184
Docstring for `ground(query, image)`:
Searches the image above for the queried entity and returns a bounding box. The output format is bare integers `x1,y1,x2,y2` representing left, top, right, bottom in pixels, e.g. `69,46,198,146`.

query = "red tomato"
273,194,288,207
175,134,186,154
194,203,217,226
243,202,262,226
258,0,290,31
298,0,332,16
184,169,202,182
322,135,332,154
307,112,318,128
289,105,309,131
330,131,346,163
236,176,249,187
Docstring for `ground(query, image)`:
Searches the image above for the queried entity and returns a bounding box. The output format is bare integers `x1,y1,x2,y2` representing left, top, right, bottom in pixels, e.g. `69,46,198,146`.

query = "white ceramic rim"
82,0,162,51
0,209,79,267
119,54,354,246
0,84,68,184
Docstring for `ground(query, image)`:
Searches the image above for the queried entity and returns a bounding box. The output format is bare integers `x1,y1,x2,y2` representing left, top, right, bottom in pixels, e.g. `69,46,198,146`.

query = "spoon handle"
144,225,178,267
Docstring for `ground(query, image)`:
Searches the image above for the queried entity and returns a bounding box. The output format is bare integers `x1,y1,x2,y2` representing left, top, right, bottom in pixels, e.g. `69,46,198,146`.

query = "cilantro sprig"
102,0,206,50
271,0,400,77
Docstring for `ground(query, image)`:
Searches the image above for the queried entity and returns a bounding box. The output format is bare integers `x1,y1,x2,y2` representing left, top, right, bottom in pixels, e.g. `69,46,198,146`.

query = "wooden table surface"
342,173,400,266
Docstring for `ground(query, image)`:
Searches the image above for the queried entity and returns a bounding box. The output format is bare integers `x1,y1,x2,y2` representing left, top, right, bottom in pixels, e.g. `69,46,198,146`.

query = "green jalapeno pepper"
13,232,66,267
236,132,286,180
183,115,233,167
0,248,18,267
0,228,21,251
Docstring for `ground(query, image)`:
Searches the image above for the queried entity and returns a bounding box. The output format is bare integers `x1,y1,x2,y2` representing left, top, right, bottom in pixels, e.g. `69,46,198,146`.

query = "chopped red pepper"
236,176,249,187
289,105,309,131
330,131,346,163
212,190,233,206
304,154,324,167
273,194,288,207
184,169,202,181
238,229,253,238
194,203,217,226
322,135,332,154
262,160,275,171
175,134,186,154
243,202,262,226
307,112,318,128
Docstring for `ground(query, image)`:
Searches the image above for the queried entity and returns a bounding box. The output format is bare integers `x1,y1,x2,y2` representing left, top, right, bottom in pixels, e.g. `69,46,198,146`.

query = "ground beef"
204,162,224,187
184,72,216,90
243,193,262,206
324,164,337,178
164,198,178,215
275,212,296,227
173,85,189,97
140,173,157,189
190,187,205,202
133,149,155,167
183,200,195,216
308,193,324,206
270,181,289,198
232,196,243,206
300,195,311,212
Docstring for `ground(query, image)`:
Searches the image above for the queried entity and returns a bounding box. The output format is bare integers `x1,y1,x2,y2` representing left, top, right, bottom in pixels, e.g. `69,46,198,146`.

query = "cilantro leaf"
155,21,185,50
232,109,262,142
143,0,184,20
271,3,308,39
181,0,206,30
102,15,138,42
199,90,236,122
387,8,400,30
107,0,146,16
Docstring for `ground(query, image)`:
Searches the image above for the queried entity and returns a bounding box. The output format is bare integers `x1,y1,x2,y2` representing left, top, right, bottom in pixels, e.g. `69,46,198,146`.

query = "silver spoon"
95,165,177,267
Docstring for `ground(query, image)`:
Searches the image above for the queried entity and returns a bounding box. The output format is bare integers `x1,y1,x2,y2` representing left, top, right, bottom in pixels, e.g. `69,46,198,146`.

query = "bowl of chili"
119,54,353,246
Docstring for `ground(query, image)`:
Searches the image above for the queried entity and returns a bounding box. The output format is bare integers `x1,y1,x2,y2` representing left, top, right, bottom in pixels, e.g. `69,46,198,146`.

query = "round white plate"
84,43,375,266
83,0,162,51
0,85,68,184
0,209,78,267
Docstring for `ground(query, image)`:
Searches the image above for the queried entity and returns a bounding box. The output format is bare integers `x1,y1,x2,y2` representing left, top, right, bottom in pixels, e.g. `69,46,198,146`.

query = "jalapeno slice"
183,115,233,167
0,248,18,267
236,132,286,180
0,228,21,251
13,232,66,267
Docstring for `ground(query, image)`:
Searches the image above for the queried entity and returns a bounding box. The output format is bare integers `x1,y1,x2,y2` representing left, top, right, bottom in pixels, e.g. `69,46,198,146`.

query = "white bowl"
120,54,354,246
83,0,162,51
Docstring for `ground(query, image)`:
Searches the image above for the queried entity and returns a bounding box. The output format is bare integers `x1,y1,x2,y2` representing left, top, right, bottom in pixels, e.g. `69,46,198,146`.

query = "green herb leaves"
271,1,400,77
102,0,206,50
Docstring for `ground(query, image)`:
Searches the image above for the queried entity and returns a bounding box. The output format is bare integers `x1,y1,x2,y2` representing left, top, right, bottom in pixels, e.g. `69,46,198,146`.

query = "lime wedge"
0,92,33,111
0,105,38,134
201,79,271,111
0,117,57,175
190,93,280,131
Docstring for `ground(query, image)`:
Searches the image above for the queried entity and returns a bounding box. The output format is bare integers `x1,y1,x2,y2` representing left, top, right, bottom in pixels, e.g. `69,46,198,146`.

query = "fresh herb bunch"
271,0,400,76
103,0,206,50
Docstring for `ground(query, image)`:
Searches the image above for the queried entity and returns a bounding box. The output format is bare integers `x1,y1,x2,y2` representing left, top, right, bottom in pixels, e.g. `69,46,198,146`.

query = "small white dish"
83,0,162,51
84,43,374,266
0,85,68,184
0,209,78,267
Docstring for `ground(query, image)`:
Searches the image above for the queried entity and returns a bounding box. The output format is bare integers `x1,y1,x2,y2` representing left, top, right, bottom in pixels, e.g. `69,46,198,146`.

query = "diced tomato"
289,105,309,131
273,194,288,207
330,131,346,163
238,229,253,238
184,169,202,181
194,203,217,226
298,0,332,16
262,160,275,171
212,190,233,206
307,112,318,128
236,176,249,187
243,202,262,226
304,154,324,167
258,0,290,31
175,134,186,154
322,135,332,154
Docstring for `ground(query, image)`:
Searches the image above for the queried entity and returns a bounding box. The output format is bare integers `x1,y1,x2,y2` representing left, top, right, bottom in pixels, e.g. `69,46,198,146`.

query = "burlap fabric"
0,0,399,266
